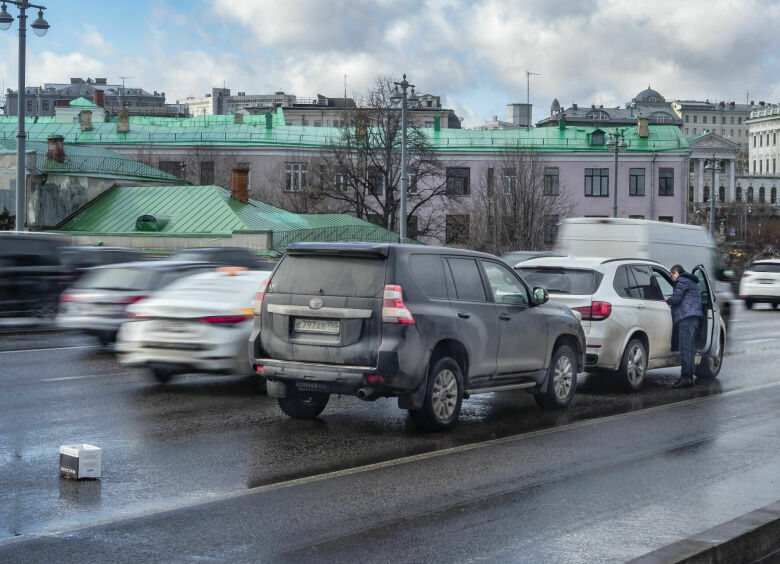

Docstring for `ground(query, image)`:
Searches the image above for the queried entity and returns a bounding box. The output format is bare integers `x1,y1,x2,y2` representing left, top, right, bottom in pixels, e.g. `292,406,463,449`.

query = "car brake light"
117,295,146,305
251,279,269,315
382,284,414,324
742,273,751,278
60,292,73,302
572,301,612,321
126,311,150,319
201,314,253,324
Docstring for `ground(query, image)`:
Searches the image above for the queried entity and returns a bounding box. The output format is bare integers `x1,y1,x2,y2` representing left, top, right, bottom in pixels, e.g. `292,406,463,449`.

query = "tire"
745,300,754,310
772,303,779,310
616,338,647,392
151,368,174,384
277,385,330,420
696,332,724,379
534,344,578,409
409,357,464,431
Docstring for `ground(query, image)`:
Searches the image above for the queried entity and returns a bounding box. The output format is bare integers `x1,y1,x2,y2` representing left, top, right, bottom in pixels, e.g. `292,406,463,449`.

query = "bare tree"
461,148,574,254
311,75,449,240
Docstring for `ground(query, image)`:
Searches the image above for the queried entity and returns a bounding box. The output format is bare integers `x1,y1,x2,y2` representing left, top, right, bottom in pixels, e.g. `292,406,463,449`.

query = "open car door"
693,264,718,354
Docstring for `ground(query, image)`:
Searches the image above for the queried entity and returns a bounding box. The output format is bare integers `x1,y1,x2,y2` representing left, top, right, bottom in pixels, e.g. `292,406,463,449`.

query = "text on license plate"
294,318,340,334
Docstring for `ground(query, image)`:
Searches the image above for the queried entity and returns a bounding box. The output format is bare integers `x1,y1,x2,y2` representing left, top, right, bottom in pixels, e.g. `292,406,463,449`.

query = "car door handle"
457,312,471,319
499,313,511,321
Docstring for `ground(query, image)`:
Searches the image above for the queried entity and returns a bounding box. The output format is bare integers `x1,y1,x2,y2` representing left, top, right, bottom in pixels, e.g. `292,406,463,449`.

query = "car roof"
750,258,780,264
92,260,212,270
517,256,663,269
286,242,505,262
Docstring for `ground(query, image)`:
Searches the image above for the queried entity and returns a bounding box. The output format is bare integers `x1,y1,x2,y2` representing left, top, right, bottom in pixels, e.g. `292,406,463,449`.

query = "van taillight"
251,279,269,315
572,301,612,321
382,284,414,324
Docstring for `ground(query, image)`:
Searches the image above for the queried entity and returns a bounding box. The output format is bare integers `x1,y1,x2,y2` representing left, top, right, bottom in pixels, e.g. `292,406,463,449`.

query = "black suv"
250,243,585,430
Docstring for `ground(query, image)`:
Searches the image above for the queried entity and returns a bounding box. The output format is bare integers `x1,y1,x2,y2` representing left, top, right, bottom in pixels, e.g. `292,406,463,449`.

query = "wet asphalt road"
1,304,779,562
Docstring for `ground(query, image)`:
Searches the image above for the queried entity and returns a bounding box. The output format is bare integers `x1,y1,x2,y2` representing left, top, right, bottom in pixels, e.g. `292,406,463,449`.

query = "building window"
731,116,734,124
446,214,470,244
748,187,754,202
502,168,517,194
685,128,689,135
738,130,742,136
406,168,418,194
689,161,695,173
659,168,674,196
719,186,725,202
753,160,757,173
703,186,710,202
446,167,470,196
368,166,384,196
159,161,184,179
693,128,697,134
333,172,347,192
760,161,763,174
285,120,292,126
737,187,742,201
543,215,559,244
693,115,697,123
754,135,757,148
685,115,689,123
759,187,766,203
774,133,777,145
543,167,559,195
730,129,734,136
629,215,645,219
721,116,726,124
301,119,309,126
629,168,645,196
658,216,673,222
585,168,609,197
424,121,434,127
703,116,707,124
313,120,322,127
771,187,777,204
200,161,214,185
689,185,694,203
284,162,307,192
738,117,742,124
42,100,49,112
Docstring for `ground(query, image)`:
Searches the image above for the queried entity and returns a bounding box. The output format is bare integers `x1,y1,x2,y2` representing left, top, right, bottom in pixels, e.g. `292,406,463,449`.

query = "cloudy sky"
1,0,780,127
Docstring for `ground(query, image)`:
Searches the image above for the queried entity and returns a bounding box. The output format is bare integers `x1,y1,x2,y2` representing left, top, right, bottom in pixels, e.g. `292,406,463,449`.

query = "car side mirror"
532,287,549,306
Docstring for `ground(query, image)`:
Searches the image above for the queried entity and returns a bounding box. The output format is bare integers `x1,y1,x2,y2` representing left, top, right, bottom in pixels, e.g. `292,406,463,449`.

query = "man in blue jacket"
666,264,703,388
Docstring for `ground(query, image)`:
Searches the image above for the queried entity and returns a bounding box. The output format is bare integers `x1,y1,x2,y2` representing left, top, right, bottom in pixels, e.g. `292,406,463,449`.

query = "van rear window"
516,267,603,295
269,255,386,298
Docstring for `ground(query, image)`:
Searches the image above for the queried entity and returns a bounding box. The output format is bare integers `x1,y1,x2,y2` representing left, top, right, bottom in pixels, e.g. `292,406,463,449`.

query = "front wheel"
534,344,577,409
745,300,754,310
277,386,330,420
616,338,647,392
409,357,464,431
696,333,724,379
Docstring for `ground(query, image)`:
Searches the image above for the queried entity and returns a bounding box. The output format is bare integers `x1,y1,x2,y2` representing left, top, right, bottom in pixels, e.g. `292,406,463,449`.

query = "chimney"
93,89,105,107
234,112,243,124
46,135,65,163
759,101,765,106
117,108,129,132
231,166,250,204
720,101,725,107
265,112,273,130
751,101,755,105
79,110,93,131
730,101,735,107
637,116,649,138
572,103,578,110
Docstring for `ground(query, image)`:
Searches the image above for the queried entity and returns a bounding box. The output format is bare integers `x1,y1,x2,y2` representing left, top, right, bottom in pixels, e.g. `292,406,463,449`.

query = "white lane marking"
742,338,778,345
3,376,780,547
0,345,99,355
42,374,105,382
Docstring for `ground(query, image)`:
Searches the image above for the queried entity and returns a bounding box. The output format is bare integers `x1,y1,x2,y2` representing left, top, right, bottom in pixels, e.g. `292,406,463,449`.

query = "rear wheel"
534,344,577,409
745,300,754,309
151,368,175,384
696,333,724,379
616,338,647,392
772,303,779,310
409,357,463,431
277,386,330,420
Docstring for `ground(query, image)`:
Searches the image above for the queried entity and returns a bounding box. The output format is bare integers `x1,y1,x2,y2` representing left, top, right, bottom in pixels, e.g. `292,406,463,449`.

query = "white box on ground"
59,444,102,479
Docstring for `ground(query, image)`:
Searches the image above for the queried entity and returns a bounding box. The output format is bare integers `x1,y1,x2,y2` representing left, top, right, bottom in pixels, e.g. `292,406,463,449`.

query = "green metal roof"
69,97,101,108
0,139,180,182
57,184,401,251
0,110,689,153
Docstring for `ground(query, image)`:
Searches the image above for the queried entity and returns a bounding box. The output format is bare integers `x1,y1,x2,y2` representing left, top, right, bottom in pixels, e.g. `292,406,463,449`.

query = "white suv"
516,257,727,391
739,259,780,310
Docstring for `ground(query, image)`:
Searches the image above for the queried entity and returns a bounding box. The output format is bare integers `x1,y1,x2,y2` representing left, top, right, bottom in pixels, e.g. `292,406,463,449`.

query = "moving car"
500,250,558,267
739,259,780,309
57,261,212,344
169,247,267,270
250,243,585,431
116,268,269,385
0,232,65,320
555,218,735,326
517,256,726,390
60,246,145,285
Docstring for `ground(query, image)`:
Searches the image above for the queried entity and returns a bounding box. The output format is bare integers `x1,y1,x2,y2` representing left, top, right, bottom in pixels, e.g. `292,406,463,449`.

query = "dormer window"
591,129,606,146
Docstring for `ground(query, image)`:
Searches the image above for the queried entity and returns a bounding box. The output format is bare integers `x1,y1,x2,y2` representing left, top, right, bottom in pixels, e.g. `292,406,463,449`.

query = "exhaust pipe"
356,387,375,400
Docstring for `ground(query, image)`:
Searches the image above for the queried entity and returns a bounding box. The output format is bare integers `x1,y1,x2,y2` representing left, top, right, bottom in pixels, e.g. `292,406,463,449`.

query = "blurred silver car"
116,267,271,385
517,256,726,391
57,261,212,344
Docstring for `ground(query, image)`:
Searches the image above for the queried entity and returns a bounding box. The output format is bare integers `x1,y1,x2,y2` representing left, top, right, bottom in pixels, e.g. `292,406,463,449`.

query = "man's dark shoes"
671,378,694,388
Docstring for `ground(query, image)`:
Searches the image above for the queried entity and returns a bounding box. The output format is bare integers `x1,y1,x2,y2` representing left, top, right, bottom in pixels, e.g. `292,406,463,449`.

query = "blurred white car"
116,267,271,386
739,259,780,309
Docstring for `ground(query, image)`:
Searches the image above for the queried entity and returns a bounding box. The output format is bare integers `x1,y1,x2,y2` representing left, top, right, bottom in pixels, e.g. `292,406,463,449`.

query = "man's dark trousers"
679,317,699,380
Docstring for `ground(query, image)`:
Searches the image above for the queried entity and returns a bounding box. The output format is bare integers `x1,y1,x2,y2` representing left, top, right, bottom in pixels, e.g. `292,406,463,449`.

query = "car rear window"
516,266,603,295
73,267,157,291
269,255,386,298
750,262,780,273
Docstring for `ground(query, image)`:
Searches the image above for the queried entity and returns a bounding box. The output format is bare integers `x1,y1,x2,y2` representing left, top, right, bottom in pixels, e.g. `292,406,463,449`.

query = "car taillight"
126,311,150,319
572,301,612,321
117,295,146,305
201,314,253,325
251,279,269,315
742,273,752,278
382,284,414,324
60,292,73,302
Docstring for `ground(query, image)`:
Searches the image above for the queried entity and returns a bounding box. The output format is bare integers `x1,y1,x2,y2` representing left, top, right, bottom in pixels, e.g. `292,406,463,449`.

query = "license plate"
294,318,340,334
296,381,331,392
155,320,191,334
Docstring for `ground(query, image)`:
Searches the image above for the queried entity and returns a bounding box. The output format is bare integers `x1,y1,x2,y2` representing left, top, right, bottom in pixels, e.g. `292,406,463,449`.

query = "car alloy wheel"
626,342,646,388
553,354,574,401
432,368,458,421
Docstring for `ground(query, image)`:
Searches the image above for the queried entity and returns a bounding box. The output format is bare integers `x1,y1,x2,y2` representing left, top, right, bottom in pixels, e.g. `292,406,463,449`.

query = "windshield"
516,266,603,295
269,255,386,297
72,267,157,291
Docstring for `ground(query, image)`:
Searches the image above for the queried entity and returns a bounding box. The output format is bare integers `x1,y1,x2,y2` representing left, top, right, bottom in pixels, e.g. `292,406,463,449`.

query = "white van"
555,218,734,324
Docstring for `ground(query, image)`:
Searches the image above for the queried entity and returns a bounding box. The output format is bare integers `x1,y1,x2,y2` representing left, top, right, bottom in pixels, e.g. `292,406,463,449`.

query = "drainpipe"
650,152,657,220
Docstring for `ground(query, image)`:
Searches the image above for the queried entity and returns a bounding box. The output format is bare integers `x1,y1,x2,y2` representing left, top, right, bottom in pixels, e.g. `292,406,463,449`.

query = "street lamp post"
606,128,627,218
390,74,417,244
704,155,721,235
0,1,50,232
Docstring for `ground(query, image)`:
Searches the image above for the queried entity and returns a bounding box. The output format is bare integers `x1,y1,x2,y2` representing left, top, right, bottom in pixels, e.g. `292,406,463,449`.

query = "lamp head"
31,9,49,37
0,3,14,32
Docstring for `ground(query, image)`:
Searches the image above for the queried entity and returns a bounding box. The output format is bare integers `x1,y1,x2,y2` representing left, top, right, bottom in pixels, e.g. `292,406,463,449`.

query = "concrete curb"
629,500,780,563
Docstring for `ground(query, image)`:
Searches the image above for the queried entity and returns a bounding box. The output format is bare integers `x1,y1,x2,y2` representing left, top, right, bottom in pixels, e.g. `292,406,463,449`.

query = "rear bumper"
56,313,124,333
740,294,780,303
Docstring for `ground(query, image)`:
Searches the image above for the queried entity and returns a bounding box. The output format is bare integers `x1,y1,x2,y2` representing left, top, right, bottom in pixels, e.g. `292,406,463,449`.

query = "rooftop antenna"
526,70,540,127
119,76,133,108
